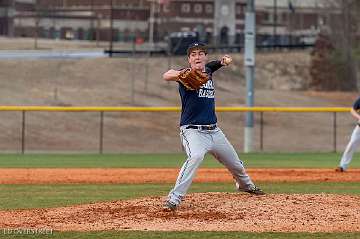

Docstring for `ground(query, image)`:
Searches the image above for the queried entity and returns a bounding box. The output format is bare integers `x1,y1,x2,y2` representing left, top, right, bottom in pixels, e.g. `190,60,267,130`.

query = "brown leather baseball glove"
177,68,209,90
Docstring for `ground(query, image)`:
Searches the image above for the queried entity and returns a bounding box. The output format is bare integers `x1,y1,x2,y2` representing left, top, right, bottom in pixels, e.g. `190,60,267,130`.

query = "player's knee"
189,153,205,163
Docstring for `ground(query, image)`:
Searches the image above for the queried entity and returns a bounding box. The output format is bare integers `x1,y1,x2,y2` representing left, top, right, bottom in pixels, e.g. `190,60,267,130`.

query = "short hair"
186,42,207,56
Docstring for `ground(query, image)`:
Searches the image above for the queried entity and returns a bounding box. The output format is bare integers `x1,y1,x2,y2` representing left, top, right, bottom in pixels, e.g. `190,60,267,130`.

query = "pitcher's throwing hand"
162,42,264,212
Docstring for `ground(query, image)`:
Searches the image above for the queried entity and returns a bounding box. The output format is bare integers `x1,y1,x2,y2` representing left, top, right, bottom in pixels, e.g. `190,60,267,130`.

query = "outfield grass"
0,153,359,168
1,231,360,239
0,182,359,210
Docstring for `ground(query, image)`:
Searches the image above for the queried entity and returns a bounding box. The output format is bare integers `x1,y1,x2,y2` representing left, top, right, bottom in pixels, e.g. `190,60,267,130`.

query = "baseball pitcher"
162,42,265,212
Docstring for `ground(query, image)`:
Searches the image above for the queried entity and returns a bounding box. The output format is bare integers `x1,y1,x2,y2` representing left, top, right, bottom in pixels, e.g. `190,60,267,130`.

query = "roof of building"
255,0,325,8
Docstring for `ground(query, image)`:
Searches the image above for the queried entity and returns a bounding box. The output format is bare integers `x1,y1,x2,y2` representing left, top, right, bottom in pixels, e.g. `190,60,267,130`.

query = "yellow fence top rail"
0,106,350,112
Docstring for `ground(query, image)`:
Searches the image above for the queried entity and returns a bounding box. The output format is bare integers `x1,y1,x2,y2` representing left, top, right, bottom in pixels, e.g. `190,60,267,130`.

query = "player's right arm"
163,69,181,82
350,108,360,122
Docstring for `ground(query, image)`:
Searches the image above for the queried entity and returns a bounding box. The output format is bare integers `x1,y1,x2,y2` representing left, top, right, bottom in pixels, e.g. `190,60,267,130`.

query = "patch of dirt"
1,193,359,232
0,168,360,184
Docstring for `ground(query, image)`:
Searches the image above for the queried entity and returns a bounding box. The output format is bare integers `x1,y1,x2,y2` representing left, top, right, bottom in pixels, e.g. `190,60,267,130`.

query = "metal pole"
244,0,256,153
333,112,337,153
99,111,104,154
260,112,263,151
131,44,135,104
21,111,26,154
109,0,113,57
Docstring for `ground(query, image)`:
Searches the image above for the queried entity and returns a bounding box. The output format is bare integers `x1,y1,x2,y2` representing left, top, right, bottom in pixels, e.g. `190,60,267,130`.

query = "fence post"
99,111,104,154
260,111,264,151
21,110,26,154
333,112,337,152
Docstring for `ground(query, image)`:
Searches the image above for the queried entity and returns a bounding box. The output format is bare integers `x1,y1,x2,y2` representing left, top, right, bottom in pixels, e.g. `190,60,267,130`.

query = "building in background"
0,0,332,46
0,0,15,36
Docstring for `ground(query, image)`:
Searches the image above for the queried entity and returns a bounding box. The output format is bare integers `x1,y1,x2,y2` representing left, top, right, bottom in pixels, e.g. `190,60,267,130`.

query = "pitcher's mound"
1,193,360,232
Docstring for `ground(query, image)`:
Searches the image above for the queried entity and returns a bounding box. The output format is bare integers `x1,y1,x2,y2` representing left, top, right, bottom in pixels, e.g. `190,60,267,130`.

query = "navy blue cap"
186,42,207,56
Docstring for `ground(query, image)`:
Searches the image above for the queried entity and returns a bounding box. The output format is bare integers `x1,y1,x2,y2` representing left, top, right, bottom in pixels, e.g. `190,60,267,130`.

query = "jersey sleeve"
353,97,360,111
205,60,223,73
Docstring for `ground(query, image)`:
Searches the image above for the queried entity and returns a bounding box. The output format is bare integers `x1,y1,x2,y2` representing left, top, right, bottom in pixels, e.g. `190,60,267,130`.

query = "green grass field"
0,153,359,239
1,182,360,210
0,152,359,168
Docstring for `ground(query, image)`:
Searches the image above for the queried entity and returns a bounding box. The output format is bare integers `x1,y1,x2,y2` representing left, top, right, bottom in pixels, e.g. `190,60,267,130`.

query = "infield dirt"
1,192,359,232
0,168,360,184
0,168,360,232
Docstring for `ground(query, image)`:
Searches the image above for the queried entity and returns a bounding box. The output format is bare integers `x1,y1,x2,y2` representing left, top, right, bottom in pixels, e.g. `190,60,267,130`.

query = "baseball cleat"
335,167,345,172
163,201,177,212
244,186,265,195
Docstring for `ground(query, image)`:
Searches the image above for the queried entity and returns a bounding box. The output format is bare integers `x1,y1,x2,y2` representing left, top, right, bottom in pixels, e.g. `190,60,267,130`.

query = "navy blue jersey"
178,60,223,126
353,97,360,112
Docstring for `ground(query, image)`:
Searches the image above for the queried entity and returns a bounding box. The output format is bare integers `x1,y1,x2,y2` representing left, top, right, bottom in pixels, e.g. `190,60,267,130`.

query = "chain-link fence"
0,107,354,154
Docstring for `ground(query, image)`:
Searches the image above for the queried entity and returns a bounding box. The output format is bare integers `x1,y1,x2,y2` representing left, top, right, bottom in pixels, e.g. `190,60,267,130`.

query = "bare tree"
310,0,359,91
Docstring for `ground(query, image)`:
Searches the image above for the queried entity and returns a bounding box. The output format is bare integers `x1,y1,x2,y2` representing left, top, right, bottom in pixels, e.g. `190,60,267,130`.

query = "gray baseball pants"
339,125,360,170
167,126,255,206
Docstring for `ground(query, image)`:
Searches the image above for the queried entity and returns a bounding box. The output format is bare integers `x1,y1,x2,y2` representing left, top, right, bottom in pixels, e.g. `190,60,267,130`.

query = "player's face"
188,49,207,71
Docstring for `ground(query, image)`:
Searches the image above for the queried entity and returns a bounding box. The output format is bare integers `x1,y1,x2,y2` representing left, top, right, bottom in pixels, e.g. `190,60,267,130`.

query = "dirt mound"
1,168,360,184
1,193,359,232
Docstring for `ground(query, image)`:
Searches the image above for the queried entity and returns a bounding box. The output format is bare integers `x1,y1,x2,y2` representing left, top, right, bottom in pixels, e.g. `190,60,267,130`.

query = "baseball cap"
186,42,207,56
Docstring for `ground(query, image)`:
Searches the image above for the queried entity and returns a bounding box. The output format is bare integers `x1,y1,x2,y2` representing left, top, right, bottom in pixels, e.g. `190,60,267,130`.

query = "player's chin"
193,63,204,70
